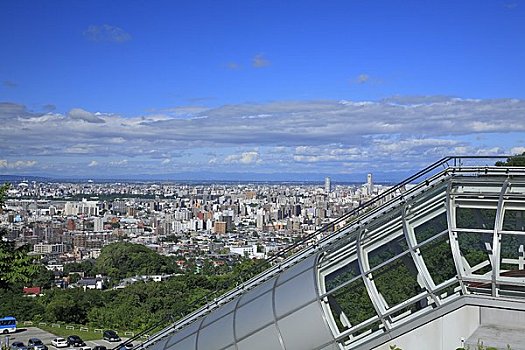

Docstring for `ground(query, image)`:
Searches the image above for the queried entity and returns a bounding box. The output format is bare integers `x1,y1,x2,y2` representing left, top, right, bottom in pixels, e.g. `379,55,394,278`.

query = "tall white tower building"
324,176,331,193
367,173,373,195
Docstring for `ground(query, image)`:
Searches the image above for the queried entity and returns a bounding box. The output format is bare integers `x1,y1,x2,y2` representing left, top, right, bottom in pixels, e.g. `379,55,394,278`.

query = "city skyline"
1,1,524,180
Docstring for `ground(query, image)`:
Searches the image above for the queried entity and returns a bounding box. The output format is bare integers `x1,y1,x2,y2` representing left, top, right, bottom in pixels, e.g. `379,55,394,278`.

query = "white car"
51,338,68,348
79,347,91,350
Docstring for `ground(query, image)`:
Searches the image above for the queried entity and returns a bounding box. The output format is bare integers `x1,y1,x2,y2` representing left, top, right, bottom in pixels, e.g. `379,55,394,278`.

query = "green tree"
63,259,96,276
0,183,39,290
69,272,82,284
0,288,45,321
44,291,85,324
32,265,55,289
95,242,180,280
496,151,525,166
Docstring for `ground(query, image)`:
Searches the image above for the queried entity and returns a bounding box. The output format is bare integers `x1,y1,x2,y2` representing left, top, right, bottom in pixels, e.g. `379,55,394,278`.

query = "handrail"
131,156,511,349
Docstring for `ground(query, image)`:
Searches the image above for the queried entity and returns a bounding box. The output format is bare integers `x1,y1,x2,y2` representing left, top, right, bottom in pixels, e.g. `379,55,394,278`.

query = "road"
1,327,128,350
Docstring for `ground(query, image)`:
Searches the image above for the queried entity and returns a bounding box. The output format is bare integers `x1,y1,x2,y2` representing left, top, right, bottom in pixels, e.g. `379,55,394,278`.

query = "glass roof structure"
139,159,525,350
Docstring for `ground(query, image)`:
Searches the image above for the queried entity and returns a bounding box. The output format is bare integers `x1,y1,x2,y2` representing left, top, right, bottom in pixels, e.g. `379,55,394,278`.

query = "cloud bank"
0,97,523,177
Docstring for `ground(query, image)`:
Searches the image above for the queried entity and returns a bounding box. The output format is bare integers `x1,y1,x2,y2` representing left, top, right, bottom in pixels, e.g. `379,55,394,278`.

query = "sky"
1,0,524,181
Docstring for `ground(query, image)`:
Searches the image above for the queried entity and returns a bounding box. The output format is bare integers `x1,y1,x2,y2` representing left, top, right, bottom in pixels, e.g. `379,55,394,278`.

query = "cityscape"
1,175,381,281
2,1,525,350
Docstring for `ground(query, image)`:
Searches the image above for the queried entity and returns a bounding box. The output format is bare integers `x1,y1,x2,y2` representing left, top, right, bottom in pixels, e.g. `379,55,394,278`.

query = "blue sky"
1,0,524,180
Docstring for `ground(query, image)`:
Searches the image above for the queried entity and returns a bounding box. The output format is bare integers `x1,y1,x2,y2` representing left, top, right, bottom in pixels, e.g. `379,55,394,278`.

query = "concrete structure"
214,221,227,235
367,173,373,196
33,243,64,254
325,176,332,194
102,159,525,349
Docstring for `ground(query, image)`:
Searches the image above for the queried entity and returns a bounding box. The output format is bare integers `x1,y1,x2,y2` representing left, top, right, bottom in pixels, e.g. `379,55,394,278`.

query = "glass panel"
327,278,376,332
500,234,525,275
499,284,525,299
436,282,461,300
456,207,496,230
324,260,360,292
419,235,456,285
456,184,502,194
503,210,525,232
407,184,446,209
387,299,428,323
367,235,408,269
457,232,493,275
509,185,525,195
339,319,383,347
372,255,424,308
465,280,492,295
414,212,448,243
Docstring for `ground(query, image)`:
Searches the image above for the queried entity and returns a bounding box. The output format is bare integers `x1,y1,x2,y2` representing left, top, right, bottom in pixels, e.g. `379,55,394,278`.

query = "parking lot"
2,327,127,350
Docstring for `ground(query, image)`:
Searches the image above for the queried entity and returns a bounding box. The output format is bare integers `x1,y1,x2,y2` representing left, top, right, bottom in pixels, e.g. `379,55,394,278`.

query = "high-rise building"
324,176,331,193
367,173,374,195
93,217,104,232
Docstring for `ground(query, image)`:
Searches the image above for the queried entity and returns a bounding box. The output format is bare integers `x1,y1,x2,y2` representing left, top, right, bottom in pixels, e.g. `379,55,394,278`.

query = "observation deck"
130,156,525,350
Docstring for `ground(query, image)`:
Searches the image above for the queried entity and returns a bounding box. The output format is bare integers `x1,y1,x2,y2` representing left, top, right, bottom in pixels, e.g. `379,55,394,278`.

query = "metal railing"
125,155,514,350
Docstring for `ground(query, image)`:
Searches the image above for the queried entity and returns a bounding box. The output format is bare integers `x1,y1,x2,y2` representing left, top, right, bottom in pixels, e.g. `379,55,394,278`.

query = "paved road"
1,327,128,350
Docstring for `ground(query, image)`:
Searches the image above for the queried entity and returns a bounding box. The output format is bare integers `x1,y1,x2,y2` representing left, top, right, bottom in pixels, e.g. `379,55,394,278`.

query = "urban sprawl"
1,175,389,289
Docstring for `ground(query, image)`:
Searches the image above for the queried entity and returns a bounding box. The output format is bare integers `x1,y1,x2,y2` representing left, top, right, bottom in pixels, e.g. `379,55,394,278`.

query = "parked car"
10,342,28,350
79,347,91,350
28,338,48,350
51,338,68,348
103,330,121,342
93,346,106,350
66,335,85,347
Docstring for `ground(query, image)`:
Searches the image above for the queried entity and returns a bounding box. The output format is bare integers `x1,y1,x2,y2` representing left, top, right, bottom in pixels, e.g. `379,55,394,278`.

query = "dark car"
10,342,28,350
28,338,48,350
93,346,107,350
103,330,121,342
67,335,86,347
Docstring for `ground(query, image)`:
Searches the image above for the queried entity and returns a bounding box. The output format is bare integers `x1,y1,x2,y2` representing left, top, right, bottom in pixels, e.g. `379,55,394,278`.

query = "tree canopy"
95,242,181,280
495,151,525,166
0,257,263,332
0,183,39,290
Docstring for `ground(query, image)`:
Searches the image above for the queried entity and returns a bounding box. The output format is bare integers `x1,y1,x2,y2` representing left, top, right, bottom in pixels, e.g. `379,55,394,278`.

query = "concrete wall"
372,306,480,350
480,307,525,327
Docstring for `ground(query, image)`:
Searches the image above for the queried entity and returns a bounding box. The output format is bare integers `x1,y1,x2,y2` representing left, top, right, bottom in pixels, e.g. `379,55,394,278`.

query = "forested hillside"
0,257,262,332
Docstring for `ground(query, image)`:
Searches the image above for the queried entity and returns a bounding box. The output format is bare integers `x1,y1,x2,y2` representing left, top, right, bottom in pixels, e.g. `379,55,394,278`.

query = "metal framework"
136,157,525,350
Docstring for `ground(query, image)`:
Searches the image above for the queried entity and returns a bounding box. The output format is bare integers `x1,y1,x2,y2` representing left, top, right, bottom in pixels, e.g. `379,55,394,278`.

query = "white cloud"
293,145,362,163
357,74,369,84
109,160,128,166
161,159,171,165
68,108,105,123
88,160,98,167
1,97,525,176
224,151,261,165
84,24,131,43
64,144,95,154
109,137,126,144
0,160,37,169
510,147,525,155
252,54,270,68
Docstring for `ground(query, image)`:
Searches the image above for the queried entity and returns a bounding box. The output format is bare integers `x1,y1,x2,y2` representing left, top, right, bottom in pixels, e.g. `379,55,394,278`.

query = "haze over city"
1,0,524,180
